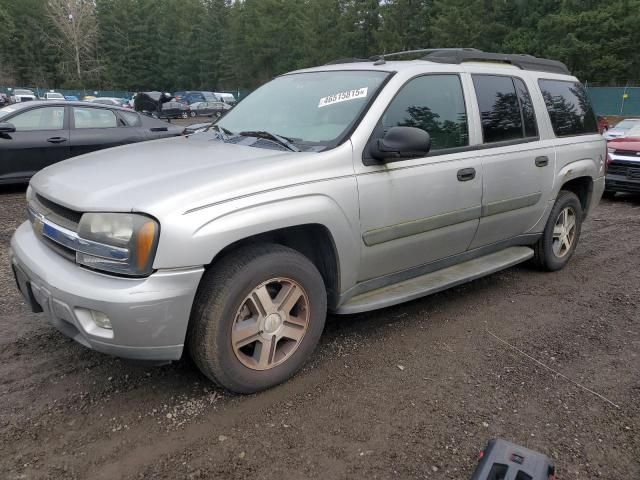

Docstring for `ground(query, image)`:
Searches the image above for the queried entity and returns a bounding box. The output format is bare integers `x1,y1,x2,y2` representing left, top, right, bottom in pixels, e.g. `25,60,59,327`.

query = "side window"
473,75,523,143
119,110,141,127
73,107,118,129
10,107,65,131
538,79,598,136
381,74,468,151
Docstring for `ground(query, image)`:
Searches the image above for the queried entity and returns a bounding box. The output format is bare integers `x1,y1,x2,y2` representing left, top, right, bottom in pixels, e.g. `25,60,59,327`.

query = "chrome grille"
31,194,81,231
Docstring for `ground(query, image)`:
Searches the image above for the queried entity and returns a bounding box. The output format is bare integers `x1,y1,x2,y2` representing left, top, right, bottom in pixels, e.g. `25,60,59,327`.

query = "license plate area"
12,264,43,313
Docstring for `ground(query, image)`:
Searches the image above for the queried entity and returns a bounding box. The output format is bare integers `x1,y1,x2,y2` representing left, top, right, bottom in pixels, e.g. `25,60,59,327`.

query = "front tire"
531,190,583,271
188,244,327,394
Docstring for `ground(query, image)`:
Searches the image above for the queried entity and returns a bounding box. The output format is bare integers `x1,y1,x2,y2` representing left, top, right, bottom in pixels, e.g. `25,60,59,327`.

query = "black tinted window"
381,74,468,151
538,79,598,136
473,75,523,143
514,78,537,137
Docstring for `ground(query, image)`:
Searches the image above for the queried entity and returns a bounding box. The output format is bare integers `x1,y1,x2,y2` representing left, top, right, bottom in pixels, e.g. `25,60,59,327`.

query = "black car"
158,101,191,119
189,101,232,118
174,90,218,105
0,101,183,184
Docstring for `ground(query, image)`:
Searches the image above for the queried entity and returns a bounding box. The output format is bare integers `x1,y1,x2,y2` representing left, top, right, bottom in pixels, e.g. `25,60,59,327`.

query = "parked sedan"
90,97,131,108
190,101,232,118
0,101,183,184
157,101,191,119
604,118,640,140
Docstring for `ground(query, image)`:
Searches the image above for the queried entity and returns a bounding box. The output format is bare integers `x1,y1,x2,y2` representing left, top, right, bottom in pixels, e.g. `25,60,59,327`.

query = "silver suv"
10,50,605,393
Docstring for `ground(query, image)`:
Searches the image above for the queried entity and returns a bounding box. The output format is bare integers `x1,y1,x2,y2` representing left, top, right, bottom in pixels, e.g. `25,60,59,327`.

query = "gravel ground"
1,186,639,479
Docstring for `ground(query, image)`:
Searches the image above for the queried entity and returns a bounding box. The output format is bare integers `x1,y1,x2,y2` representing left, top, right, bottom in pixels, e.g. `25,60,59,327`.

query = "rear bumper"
10,221,204,361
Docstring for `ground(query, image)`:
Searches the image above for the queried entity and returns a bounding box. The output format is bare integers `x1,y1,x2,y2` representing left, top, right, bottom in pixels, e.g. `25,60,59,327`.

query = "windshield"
625,125,640,138
217,70,390,147
615,119,640,130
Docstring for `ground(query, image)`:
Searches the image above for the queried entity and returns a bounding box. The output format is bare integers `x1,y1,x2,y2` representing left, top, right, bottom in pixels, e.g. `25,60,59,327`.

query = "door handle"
535,156,549,167
457,167,476,182
46,137,67,144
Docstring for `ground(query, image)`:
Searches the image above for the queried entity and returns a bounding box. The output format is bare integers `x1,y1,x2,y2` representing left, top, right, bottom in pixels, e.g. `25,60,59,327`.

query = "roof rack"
324,48,570,75
422,50,570,75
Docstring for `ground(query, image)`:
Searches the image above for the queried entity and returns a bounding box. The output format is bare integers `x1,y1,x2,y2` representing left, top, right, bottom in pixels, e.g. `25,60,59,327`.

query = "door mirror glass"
371,126,431,161
0,122,16,133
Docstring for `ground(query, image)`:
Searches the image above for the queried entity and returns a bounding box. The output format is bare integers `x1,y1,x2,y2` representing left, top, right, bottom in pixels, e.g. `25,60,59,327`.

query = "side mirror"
370,126,431,162
0,122,16,133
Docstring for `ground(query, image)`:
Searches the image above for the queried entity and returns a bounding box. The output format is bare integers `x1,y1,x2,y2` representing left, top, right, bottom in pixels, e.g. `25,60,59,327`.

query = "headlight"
607,147,616,154
76,213,159,276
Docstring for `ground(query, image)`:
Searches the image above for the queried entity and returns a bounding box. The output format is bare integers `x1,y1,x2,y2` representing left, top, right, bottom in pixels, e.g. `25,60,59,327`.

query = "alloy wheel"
231,277,309,371
552,206,577,258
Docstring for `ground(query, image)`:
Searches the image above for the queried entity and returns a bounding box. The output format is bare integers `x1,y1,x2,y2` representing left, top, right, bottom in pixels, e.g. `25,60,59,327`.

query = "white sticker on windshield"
318,87,368,108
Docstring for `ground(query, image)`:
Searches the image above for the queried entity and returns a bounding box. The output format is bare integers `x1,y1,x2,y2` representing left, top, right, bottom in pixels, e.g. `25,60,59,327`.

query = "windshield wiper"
208,124,232,140
237,130,301,152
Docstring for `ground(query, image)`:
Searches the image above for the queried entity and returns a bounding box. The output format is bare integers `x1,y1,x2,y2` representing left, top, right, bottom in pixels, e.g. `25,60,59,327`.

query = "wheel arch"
209,224,342,309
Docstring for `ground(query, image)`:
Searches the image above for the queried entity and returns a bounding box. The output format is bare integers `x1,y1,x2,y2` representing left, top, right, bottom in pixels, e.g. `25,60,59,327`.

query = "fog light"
91,310,112,330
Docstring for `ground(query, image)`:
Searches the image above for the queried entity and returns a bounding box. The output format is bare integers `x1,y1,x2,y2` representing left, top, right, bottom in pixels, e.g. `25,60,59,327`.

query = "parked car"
0,93,8,107
11,89,37,103
89,97,131,108
156,101,191,119
604,125,640,196
0,100,183,184
604,118,640,140
189,101,232,117
214,92,237,105
64,95,79,101
10,49,604,393
41,92,65,101
174,90,218,105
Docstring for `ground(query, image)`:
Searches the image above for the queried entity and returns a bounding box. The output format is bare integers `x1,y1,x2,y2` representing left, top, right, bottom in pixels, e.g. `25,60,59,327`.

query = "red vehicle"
605,126,640,196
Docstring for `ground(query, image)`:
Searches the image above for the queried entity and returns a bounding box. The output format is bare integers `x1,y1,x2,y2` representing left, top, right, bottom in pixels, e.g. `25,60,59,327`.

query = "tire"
181,112,188,119
190,111,196,117
188,244,327,394
531,190,583,271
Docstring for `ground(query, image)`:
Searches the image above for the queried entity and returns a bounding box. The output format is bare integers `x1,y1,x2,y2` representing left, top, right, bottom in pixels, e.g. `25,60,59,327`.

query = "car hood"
30,133,321,216
609,137,640,152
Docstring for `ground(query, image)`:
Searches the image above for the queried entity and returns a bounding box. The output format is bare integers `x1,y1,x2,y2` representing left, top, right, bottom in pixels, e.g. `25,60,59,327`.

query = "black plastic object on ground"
470,439,556,480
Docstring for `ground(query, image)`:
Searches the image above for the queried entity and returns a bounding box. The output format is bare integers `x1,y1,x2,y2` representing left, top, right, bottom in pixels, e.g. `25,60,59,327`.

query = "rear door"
0,105,69,182
69,106,142,156
467,74,555,248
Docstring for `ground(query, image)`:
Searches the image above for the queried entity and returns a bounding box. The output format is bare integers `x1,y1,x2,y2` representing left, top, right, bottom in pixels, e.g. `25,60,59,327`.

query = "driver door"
355,74,483,281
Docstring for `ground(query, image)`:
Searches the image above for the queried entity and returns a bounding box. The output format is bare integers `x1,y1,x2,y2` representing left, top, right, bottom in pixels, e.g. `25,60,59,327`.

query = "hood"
30,133,320,217
609,137,640,153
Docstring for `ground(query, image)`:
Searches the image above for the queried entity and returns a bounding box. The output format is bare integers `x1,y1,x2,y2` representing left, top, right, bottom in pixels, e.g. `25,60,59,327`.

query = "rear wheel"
181,111,189,119
190,110,197,117
188,244,327,393
531,190,583,271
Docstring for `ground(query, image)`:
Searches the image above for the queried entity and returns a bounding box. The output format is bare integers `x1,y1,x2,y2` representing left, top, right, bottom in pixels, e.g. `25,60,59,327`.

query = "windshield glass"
615,119,640,130
625,125,640,138
217,70,389,147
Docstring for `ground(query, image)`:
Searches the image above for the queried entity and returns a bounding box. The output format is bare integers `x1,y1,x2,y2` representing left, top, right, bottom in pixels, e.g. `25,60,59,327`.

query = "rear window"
538,79,598,136
472,75,538,143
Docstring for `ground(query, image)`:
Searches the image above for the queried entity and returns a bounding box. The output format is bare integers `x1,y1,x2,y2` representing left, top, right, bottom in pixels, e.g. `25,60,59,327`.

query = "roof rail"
324,57,370,65
423,50,570,75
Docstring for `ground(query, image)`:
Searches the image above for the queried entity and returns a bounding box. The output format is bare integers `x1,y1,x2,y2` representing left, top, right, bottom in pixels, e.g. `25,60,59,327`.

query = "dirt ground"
1,186,638,480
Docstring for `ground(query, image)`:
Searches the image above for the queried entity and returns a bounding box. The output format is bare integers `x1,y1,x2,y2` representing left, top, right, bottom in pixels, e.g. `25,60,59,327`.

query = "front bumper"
605,173,640,193
10,221,204,361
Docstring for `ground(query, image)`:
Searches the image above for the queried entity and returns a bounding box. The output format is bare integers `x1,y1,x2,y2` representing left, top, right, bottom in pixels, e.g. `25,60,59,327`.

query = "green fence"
586,87,640,116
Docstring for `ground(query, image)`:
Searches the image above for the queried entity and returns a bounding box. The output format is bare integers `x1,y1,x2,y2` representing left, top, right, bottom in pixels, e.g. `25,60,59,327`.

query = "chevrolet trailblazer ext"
10,50,605,393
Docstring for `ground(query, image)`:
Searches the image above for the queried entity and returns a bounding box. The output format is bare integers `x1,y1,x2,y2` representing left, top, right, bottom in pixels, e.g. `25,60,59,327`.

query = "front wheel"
531,190,583,271
188,244,327,393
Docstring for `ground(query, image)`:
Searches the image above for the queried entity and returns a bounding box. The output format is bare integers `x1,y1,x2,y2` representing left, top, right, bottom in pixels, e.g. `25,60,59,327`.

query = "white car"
41,92,65,101
604,118,640,140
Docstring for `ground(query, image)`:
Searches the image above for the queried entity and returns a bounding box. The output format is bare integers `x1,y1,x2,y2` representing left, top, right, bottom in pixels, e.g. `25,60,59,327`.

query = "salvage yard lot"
1,186,639,479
